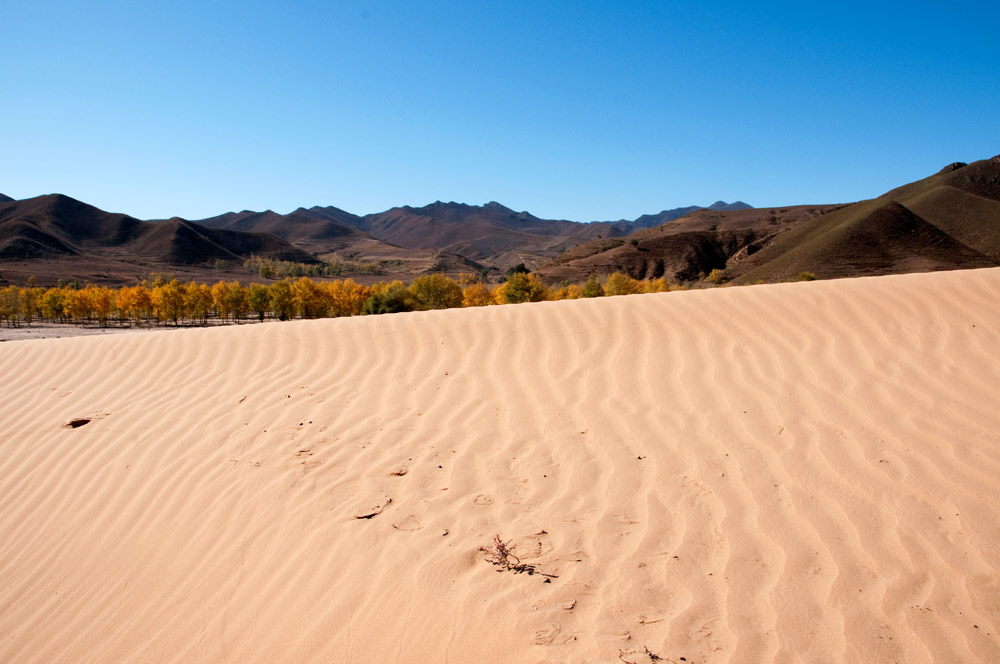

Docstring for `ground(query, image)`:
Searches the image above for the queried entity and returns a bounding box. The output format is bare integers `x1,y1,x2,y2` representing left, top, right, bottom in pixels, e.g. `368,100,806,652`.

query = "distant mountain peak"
0,193,13,203
708,201,753,210
484,201,514,213
939,162,968,173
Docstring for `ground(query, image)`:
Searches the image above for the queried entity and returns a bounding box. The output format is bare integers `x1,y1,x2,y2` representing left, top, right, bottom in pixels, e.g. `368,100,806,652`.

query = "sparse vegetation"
479,534,557,578
479,534,520,570
243,254,387,278
707,268,729,284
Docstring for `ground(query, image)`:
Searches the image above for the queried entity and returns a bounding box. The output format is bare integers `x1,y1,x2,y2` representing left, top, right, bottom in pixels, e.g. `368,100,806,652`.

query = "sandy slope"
2,269,999,664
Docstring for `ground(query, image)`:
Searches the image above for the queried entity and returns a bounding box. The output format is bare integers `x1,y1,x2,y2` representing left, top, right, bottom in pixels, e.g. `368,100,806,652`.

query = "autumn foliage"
0,271,677,329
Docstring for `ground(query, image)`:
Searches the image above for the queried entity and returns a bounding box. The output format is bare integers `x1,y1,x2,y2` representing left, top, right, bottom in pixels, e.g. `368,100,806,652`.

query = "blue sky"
2,1,998,221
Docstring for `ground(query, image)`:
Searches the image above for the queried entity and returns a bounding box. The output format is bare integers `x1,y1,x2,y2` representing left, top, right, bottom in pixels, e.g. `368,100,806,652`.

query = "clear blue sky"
2,1,998,222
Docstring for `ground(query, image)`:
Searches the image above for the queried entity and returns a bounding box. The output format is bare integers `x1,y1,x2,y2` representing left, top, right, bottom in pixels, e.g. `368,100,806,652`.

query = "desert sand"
1,268,999,663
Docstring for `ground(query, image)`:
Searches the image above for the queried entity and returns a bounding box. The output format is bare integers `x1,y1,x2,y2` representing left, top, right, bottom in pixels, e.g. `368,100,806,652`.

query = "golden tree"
643,277,671,293
64,288,93,323
226,281,249,321
18,287,42,325
0,286,20,327
327,279,370,317
152,280,186,325
268,280,294,320
39,288,66,322
211,281,232,322
604,272,642,296
116,285,153,325
409,274,462,310
461,282,494,307
185,282,213,324
291,277,328,318
87,286,115,327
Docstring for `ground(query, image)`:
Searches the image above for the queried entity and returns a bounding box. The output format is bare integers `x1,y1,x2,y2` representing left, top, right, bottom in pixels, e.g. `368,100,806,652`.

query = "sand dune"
2,268,999,663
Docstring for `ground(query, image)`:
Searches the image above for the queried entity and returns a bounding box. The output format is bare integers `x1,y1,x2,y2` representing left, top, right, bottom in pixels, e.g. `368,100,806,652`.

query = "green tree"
501,272,549,304
581,274,605,298
248,283,271,322
362,282,414,314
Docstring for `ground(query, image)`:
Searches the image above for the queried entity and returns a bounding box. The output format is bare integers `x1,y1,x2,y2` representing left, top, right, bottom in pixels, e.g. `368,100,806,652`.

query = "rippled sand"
2,268,998,663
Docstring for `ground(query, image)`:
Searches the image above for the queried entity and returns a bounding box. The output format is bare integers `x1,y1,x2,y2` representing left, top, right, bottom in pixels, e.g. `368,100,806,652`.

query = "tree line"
0,272,675,328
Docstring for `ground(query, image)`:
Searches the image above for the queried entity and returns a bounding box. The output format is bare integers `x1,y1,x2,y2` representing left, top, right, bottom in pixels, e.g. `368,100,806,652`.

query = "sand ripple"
2,268,999,663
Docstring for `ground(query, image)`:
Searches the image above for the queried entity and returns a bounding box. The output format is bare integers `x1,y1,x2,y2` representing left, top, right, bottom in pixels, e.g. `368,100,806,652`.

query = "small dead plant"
479,533,557,578
618,646,665,663
480,534,521,569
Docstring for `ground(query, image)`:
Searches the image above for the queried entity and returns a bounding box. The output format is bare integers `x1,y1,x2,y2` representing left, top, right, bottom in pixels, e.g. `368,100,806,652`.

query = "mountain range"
0,194,751,285
193,199,752,266
535,155,1000,284
2,154,998,288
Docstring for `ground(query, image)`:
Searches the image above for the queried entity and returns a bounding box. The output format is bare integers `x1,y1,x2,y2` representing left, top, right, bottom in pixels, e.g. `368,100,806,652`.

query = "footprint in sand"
392,515,421,531
474,494,494,507
533,624,561,645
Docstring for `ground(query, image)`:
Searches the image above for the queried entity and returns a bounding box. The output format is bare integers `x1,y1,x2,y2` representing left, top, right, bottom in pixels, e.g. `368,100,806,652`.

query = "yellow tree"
65,288,93,323
117,285,154,325
185,282,213,324
39,288,66,322
291,277,328,318
88,286,114,327
0,286,20,327
269,280,294,320
327,279,369,317
211,281,232,322
19,287,42,325
604,272,642,296
461,282,494,307
226,281,249,322
152,280,186,325
409,274,462,310
550,283,582,300
643,277,671,293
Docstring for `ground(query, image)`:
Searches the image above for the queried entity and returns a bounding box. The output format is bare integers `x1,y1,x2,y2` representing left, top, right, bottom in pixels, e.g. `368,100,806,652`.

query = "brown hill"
0,194,320,270
537,155,1000,285
730,155,1000,283
274,200,751,270
196,208,373,252
324,201,609,267
536,204,841,283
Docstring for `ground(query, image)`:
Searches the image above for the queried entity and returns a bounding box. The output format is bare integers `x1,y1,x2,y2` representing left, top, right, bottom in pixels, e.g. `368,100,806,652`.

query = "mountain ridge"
533,155,1000,284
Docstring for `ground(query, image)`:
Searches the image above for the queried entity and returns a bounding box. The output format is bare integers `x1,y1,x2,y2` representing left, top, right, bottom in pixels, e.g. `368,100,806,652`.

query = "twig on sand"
618,646,666,663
